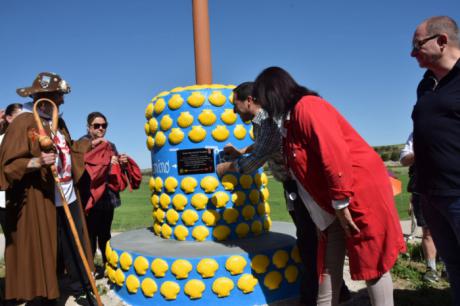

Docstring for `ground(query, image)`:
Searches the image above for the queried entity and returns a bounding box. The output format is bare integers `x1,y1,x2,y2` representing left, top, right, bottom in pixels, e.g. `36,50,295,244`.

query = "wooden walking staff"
33,98,103,306
192,0,212,84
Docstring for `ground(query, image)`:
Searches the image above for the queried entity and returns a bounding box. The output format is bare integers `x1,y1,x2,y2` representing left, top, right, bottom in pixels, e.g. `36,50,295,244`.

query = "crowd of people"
0,14,459,306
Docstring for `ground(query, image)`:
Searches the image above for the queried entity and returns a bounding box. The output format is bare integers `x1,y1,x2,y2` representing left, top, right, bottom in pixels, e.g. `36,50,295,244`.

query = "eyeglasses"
412,34,440,51
91,123,108,129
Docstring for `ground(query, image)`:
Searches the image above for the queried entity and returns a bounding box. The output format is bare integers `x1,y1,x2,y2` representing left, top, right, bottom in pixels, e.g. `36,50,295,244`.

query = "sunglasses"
91,123,108,129
412,34,440,51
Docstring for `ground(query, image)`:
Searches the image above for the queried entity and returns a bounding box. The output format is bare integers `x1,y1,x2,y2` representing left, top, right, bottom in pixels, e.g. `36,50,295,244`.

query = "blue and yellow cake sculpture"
106,85,302,305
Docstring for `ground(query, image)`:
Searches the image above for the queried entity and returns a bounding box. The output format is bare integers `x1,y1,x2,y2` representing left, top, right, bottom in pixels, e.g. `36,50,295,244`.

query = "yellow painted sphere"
242,205,256,220
153,221,162,235
187,92,206,108
222,174,238,191
291,246,302,263
198,109,217,126
233,124,247,140
154,177,163,192
154,131,166,148
257,202,271,215
115,268,125,287
171,259,193,279
212,277,234,298
126,275,140,293
213,225,231,241
166,209,179,225
229,92,234,103
223,208,239,224
181,209,199,226
105,242,112,264
161,223,172,239
251,254,270,274
148,117,158,134
235,223,250,238
172,194,188,211
192,225,209,241
211,125,230,142
148,177,155,191
164,177,178,193
160,114,173,131
168,128,184,145
141,278,158,298
211,191,229,208
151,258,169,277
260,172,268,185
208,91,227,106
237,274,258,293
190,193,208,210
184,279,206,300
154,208,166,223
119,252,133,271
150,194,159,208
251,220,263,235
180,177,197,194
109,250,118,267
145,103,154,119
249,189,260,205
146,136,154,150
160,281,181,300
285,265,299,283
239,174,253,189
200,176,219,193
154,98,166,114
134,256,150,275
174,225,189,241
263,216,272,230
261,187,270,201
202,210,220,226
249,126,254,140
264,271,283,290
197,258,219,278
220,109,237,125
254,173,262,188
272,250,289,269
188,125,207,143
106,265,116,284
177,111,194,128
168,94,184,110
159,193,171,210
225,255,247,275
232,191,246,206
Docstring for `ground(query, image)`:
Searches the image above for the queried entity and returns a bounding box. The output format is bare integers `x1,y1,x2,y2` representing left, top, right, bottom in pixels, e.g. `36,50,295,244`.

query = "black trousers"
56,202,90,296
284,180,319,306
85,204,114,265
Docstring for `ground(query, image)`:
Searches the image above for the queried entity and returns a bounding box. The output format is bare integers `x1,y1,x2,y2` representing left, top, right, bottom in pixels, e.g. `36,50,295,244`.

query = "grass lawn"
113,166,410,231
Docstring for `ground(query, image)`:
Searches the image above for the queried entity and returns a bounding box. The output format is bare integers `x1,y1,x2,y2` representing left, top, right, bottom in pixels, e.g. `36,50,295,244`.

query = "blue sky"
1,0,459,168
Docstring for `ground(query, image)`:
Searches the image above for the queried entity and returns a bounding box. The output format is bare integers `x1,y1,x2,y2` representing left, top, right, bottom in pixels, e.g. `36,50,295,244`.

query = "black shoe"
74,292,96,306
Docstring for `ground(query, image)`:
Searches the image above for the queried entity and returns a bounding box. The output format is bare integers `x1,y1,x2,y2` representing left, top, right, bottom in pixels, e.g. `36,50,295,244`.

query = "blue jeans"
422,195,460,306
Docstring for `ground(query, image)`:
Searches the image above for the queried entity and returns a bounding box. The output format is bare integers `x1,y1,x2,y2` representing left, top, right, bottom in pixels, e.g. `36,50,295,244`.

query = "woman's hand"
335,207,360,237
91,137,107,148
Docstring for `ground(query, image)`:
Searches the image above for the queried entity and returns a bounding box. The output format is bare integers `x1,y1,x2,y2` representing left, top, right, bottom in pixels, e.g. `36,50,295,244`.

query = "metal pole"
192,0,212,84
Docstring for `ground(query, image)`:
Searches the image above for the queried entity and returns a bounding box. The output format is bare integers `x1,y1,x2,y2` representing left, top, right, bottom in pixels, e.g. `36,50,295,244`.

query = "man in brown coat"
0,72,94,305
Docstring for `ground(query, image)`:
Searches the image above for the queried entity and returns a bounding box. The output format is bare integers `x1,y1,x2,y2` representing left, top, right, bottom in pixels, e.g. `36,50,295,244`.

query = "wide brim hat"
16,72,71,97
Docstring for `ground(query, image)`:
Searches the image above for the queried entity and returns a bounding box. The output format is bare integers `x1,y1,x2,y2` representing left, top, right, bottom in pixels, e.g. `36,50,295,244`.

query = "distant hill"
373,144,404,162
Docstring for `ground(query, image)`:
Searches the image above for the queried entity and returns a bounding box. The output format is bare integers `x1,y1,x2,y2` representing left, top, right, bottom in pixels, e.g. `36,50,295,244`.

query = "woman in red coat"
253,67,405,306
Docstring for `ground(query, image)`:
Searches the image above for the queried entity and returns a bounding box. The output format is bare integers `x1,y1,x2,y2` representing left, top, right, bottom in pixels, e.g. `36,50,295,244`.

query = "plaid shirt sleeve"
236,117,282,174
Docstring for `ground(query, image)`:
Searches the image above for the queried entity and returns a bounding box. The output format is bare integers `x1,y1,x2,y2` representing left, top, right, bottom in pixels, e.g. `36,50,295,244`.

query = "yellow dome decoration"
119,252,133,271
261,187,270,201
229,92,234,103
151,258,169,277
161,223,172,239
254,173,262,188
272,250,289,269
109,250,119,267
251,220,263,235
240,175,253,189
172,194,188,211
160,281,180,300
145,103,154,119
197,258,219,278
146,136,154,150
177,111,194,128
181,177,198,194
198,109,217,126
168,94,184,110
202,210,220,226
154,98,166,114
126,275,140,293
141,278,158,298
233,125,247,140
154,177,163,192
106,265,116,284
184,279,206,300
213,225,231,241
105,242,112,264
225,255,247,275
263,216,272,230
168,128,184,145
114,268,125,287
145,122,150,135
249,189,260,204
166,209,179,225
220,109,237,125
264,271,283,290
209,91,227,106
291,246,302,263
237,274,258,294
188,125,207,143
223,208,239,224
192,225,209,241
261,172,268,185
149,177,155,191
171,259,193,279
154,131,166,148
212,277,234,298
222,174,238,191
200,176,219,193
159,194,171,210
164,177,178,193
174,225,189,241
153,221,162,235
232,191,246,206
242,205,256,220
191,193,208,210
181,209,199,226
211,191,229,208
134,256,149,275
211,125,230,142
257,202,271,215
285,265,299,283
160,115,173,131
235,223,250,238
148,117,158,135
187,92,206,108
251,254,270,274
249,126,254,140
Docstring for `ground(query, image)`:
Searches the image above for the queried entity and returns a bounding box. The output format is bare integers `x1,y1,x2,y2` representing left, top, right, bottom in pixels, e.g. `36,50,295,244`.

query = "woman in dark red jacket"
253,67,405,306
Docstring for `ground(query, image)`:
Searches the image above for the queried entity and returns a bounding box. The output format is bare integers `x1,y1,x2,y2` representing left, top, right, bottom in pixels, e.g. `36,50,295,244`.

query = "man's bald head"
423,16,460,48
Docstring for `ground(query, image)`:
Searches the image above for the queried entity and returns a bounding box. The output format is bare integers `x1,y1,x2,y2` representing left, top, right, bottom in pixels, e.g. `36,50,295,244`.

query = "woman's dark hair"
233,82,254,101
1,103,23,134
253,66,318,119
87,111,107,125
